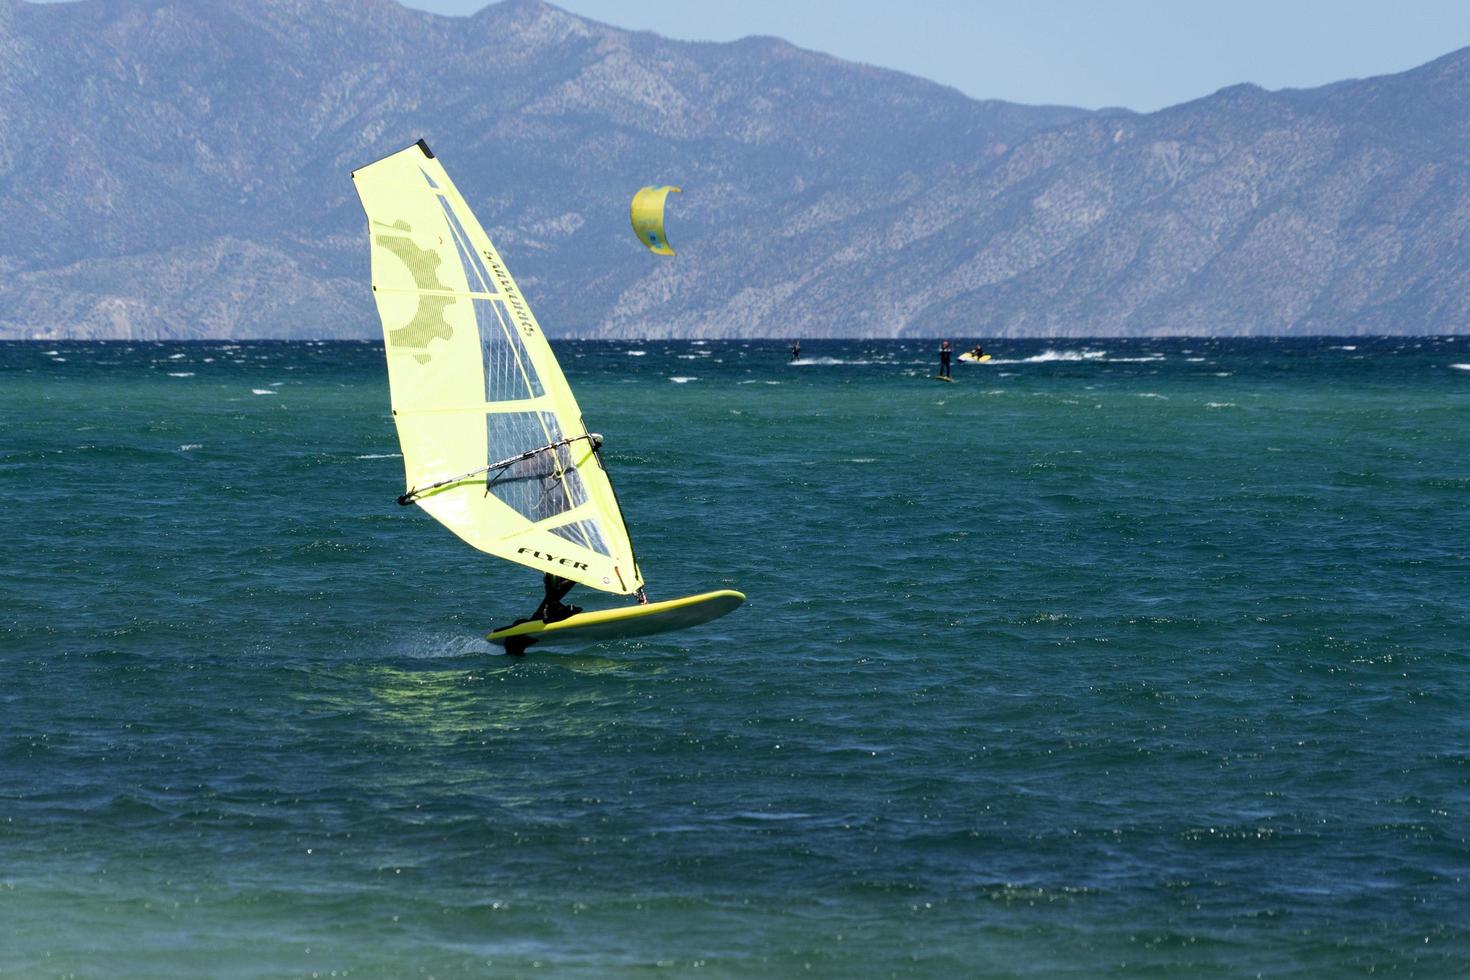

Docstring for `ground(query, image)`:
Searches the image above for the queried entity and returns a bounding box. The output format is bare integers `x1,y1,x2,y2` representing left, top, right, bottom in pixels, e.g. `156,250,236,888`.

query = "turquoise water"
2,337,1468,977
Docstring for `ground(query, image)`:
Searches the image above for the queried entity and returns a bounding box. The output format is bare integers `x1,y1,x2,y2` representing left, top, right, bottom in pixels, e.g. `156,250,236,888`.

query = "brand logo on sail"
517,547,589,572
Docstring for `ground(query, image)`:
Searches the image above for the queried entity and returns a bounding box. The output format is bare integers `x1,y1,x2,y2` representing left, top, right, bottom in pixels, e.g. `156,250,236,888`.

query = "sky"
404,0,1470,112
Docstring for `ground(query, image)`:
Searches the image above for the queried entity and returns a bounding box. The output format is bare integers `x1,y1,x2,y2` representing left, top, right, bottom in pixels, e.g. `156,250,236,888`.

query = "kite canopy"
630,185,681,256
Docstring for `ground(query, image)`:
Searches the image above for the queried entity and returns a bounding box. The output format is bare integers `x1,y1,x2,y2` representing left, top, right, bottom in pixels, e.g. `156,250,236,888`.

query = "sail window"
475,298,544,402
550,519,612,557
485,412,590,522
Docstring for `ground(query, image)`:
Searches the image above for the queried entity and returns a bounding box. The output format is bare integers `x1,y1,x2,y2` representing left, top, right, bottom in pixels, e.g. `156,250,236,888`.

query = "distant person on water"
939,339,952,378
791,340,801,361
969,343,985,359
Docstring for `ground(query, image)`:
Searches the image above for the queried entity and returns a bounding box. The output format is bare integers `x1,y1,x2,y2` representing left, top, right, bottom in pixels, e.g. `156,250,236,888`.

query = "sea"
2,336,1468,978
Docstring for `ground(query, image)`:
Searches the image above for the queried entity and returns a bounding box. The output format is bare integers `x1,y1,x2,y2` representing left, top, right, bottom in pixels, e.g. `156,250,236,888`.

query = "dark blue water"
3,337,1468,976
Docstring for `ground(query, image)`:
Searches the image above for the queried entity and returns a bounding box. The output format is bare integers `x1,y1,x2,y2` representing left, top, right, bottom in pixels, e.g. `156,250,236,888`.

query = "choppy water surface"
2,337,1468,977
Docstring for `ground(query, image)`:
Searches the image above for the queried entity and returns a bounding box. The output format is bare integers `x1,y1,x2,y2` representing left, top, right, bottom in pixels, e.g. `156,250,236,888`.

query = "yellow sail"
630,185,681,255
351,140,643,595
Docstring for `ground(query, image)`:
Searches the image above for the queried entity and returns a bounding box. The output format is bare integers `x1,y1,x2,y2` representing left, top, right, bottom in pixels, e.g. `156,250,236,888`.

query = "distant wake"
983,349,1107,365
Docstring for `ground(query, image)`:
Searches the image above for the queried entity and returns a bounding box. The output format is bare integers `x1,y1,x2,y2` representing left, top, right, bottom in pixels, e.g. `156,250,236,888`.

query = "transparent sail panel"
476,298,544,403
485,412,591,523
550,518,612,557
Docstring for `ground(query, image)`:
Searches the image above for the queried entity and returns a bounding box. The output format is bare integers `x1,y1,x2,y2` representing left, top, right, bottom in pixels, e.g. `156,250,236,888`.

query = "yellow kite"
630,185,681,255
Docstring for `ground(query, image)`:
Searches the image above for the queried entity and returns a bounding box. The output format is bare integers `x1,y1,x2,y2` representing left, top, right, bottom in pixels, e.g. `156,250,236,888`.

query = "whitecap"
168,353,186,360
1206,402,1236,409
1136,392,1168,399
1332,345,1358,351
167,372,194,378
788,357,871,366
988,349,1106,365
179,444,202,451
356,453,403,459
626,350,647,356
1029,349,1105,362
669,376,698,383
251,389,276,395
1451,363,1470,371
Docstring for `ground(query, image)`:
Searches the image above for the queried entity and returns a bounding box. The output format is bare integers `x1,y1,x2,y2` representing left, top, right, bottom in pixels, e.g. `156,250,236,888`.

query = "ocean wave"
788,357,872,365
1451,363,1470,371
669,376,698,383
251,389,276,395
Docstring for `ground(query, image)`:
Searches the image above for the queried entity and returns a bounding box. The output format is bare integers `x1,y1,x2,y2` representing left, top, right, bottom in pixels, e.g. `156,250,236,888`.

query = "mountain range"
2,0,1468,338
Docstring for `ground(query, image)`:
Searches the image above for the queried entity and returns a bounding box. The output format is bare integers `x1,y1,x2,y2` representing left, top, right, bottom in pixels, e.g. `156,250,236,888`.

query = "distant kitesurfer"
791,340,801,361
939,339,952,378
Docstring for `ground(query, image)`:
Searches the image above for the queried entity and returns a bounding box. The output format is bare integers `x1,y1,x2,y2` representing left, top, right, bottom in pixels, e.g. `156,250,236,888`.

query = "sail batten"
353,142,642,595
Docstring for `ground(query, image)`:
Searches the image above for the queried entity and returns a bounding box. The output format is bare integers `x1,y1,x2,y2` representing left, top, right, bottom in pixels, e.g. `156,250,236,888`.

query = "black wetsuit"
939,345,952,378
534,574,580,624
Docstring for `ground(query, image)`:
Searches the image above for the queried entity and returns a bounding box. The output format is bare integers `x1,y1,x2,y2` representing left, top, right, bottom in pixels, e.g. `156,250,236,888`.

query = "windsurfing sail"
352,140,643,596
630,185,681,255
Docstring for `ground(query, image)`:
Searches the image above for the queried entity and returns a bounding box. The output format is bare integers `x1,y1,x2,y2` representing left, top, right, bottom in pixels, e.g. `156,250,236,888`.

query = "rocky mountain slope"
1,0,1467,337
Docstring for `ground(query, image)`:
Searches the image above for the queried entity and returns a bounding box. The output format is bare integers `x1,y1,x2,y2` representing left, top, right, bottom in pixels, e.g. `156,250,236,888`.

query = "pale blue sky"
407,0,1470,111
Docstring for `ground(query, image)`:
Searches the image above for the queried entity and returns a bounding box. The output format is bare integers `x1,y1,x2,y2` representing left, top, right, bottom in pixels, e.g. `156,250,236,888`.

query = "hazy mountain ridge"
1,0,1466,338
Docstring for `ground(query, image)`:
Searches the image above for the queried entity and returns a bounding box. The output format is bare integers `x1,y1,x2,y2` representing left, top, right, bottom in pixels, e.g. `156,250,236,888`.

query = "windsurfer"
791,340,801,361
